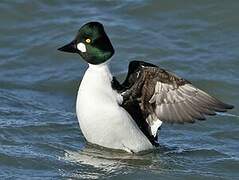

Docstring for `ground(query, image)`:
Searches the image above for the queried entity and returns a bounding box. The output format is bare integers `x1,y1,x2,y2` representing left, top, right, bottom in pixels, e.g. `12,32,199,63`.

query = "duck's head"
58,22,114,65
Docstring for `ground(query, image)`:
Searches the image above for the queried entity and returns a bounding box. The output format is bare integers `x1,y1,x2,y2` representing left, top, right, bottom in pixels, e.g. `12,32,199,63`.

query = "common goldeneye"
58,22,233,153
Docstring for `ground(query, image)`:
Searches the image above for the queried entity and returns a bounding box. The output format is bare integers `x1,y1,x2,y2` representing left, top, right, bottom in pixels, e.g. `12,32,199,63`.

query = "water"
0,0,238,179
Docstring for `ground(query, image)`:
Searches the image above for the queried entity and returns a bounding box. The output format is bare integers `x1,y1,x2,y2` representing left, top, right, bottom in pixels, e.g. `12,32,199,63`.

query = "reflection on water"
64,145,146,179
63,144,170,179
61,141,238,179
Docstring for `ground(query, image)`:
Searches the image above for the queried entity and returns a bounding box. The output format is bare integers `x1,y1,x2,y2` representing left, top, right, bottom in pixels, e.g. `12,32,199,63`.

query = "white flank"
76,62,153,153
146,114,162,137
150,120,162,137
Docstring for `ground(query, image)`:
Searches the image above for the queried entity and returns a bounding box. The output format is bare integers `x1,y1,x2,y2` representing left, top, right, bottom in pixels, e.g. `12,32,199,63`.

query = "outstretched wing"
120,61,233,127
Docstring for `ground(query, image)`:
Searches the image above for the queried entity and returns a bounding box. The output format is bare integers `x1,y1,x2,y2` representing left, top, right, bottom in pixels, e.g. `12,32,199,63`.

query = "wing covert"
121,61,234,124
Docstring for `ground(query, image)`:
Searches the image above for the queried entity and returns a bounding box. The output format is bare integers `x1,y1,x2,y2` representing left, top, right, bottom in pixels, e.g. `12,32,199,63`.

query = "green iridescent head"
58,22,114,65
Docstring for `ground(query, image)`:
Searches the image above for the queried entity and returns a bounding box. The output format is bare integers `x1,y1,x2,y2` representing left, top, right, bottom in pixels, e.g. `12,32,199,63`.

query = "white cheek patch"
77,43,86,52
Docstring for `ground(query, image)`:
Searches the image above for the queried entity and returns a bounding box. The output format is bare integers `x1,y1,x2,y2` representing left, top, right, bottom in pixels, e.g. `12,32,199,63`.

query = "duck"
58,22,234,153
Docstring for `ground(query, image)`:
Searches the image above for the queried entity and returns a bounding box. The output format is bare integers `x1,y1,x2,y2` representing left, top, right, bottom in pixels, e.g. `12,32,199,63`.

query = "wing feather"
121,61,233,126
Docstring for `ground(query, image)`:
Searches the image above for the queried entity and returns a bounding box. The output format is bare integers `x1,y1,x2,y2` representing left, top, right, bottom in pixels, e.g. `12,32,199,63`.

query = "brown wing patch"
121,61,233,125
148,82,233,124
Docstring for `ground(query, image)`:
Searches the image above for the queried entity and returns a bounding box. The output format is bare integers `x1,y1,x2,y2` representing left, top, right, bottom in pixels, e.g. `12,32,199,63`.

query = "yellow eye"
85,38,91,43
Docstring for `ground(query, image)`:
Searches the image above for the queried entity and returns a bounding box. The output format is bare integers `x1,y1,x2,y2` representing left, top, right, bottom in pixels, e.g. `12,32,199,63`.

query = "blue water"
0,0,238,179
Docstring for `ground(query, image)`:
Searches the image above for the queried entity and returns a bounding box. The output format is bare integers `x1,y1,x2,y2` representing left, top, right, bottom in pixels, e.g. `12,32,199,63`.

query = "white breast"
76,63,153,153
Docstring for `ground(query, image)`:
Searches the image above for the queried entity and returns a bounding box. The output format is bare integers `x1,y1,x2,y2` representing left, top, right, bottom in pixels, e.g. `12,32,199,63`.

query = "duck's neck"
88,62,112,76
85,62,113,86
88,61,111,72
